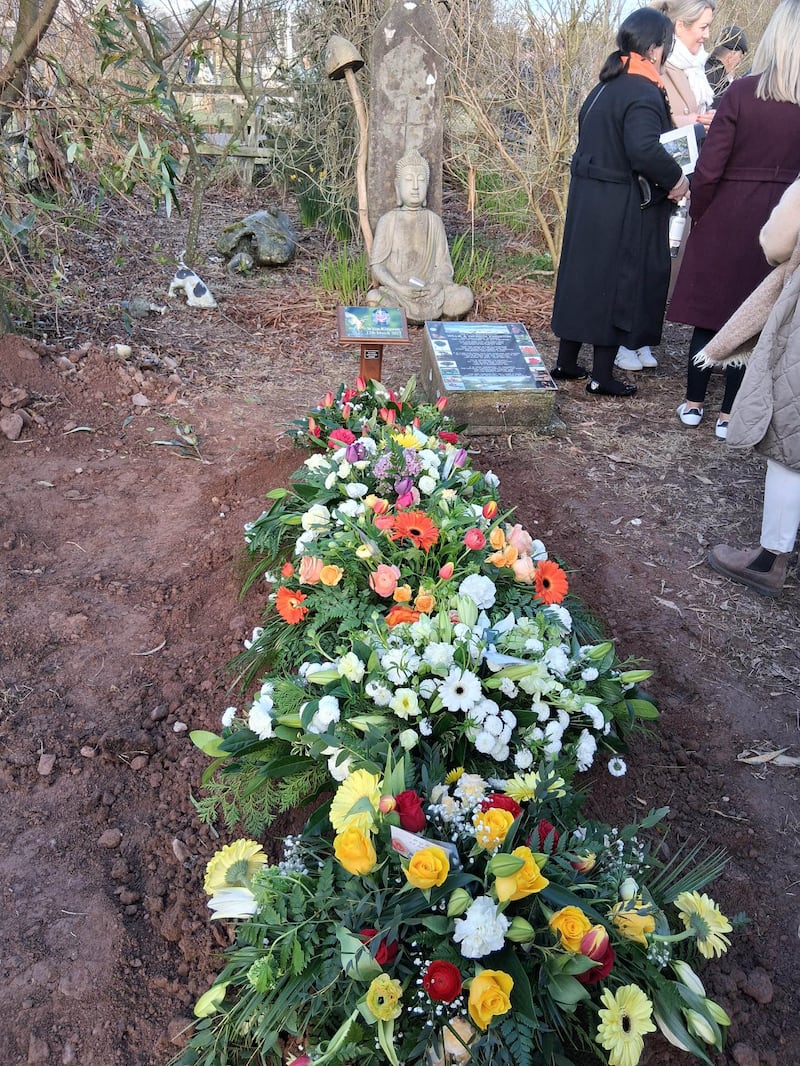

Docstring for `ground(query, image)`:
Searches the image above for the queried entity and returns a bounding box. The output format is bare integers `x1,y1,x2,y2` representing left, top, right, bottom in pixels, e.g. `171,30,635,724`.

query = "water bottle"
669,198,688,257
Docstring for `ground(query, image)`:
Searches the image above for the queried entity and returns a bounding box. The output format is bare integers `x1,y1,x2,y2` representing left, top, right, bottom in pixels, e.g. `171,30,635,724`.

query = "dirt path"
1,201,798,1065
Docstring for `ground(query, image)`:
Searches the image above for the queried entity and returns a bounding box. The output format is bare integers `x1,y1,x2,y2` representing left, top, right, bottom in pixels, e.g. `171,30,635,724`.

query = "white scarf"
668,37,714,109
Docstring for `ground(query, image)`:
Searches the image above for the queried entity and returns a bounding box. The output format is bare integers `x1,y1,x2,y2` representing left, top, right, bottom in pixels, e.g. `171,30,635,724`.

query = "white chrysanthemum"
556,708,570,730
418,474,438,495
575,728,597,771
439,668,483,713
499,678,518,698
345,483,368,499
422,641,456,673
581,666,599,682
454,895,509,958
458,574,497,610
608,756,627,777
324,747,352,782
514,748,534,769
389,687,420,719
474,731,496,754
307,694,341,735
419,717,433,736
484,715,503,737
544,646,571,676
365,680,392,706
221,706,237,728
582,703,605,731
490,739,510,761
338,652,366,683
545,604,573,631
533,700,551,722
249,701,274,740
524,637,544,655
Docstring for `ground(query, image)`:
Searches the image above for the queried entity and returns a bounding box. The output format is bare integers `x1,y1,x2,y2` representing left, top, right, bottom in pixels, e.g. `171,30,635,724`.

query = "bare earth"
1,191,798,1066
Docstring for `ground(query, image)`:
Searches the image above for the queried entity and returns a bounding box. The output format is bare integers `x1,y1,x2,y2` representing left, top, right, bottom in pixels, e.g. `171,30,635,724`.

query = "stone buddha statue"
366,149,473,325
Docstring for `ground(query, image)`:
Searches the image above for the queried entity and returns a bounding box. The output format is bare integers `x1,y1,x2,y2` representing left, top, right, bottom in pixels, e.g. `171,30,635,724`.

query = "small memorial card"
425,321,555,391
390,826,461,867
337,306,409,344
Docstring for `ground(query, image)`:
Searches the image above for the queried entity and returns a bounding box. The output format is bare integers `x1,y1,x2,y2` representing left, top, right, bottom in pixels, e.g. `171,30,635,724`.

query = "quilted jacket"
727,234,800,469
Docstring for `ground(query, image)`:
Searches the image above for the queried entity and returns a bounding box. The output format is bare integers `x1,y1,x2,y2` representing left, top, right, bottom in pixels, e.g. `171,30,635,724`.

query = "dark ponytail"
599,8,675,82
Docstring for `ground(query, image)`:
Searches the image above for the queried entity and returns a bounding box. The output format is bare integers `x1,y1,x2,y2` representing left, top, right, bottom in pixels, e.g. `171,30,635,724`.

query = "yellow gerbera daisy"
596,984,656,1066
674,891,733,959
392,429,421,449
203,839,268,895
444,767,465,784
329,768,382,834
503,771,541,803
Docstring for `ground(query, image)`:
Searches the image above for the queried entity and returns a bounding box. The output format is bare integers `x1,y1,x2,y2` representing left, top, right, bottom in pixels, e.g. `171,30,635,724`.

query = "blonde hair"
651,0,715,30
750,0,800,104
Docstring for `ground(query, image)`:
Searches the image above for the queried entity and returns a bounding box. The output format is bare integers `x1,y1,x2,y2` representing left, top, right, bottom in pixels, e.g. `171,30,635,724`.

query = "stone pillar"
368,0,446,228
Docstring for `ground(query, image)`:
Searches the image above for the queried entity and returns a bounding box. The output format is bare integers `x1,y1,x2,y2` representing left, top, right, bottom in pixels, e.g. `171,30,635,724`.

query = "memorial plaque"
337,305,409,343
421,322,563,435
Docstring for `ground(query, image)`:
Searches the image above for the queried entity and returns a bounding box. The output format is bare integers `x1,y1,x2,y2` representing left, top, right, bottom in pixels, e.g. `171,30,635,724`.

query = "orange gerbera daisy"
275,585,309,624
386,604,421,628
534,561,569,605
389,510,440,552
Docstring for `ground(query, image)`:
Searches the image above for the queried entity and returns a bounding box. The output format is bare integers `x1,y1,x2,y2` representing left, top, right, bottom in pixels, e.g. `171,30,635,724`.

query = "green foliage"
192,755,328,836
450,232,495,287
317,247,370,305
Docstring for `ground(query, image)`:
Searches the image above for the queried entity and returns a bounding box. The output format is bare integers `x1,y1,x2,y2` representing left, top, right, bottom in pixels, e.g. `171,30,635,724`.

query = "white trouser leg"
760,459,800,553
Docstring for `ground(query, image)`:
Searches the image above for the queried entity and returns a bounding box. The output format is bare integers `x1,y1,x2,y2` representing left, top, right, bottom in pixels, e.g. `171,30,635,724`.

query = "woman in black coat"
551,8,689,397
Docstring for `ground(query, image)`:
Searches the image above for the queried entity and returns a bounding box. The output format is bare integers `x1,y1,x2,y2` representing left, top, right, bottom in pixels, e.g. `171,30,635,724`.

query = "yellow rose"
549,906,592,952
319,564,343,586
333,827,377,876
405,846,450,890
610,898,656,946
473,807,516,851
467,970,514,1030
366,973,403,1021
494,846,549,902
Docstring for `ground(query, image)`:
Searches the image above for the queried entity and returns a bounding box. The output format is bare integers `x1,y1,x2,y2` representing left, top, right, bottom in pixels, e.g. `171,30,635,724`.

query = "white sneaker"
615,346,643,371
636,346,658,368
676,402,704,427
715,418,729,439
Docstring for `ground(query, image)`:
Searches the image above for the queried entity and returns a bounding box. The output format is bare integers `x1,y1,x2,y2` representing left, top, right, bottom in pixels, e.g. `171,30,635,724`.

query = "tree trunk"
0,0,61,131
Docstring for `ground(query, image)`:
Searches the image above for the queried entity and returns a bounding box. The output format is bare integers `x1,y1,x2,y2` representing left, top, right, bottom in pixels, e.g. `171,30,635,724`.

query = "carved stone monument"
368,0,445,226
366,150,473,325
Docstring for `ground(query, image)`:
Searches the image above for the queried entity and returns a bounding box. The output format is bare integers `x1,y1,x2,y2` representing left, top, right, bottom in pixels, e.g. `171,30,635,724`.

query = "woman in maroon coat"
670,0,800,439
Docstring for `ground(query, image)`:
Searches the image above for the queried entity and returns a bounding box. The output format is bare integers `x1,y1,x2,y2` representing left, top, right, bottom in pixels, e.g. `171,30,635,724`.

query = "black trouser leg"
686,326,717,403
556,338,582,372
721,364,746,414
591,344,618,387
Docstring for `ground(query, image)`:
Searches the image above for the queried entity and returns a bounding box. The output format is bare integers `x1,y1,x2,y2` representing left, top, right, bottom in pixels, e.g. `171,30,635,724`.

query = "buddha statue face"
395,150,430,209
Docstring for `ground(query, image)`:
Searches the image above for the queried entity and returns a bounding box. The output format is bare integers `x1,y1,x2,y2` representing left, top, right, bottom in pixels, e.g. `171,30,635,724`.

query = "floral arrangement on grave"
182,378,739,1066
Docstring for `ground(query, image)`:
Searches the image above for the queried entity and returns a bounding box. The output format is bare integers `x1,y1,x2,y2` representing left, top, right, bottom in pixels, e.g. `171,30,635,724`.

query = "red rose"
576,943,615,985
536,818,560,853
393,790,426,832
438,431,459,444
422,960,463,1002
328,428,356,446
359,928,399,966
480,793,523,819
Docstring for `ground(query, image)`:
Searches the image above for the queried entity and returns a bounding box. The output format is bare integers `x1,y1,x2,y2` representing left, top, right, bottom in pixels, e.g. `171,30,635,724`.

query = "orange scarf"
623,52,664,89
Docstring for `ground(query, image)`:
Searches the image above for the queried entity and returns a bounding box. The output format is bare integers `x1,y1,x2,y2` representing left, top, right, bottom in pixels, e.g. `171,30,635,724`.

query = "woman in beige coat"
706,179,800,596
656,0,717,129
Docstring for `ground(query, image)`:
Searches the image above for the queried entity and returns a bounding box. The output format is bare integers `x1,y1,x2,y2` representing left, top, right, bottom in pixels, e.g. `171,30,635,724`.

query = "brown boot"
707,544,789,597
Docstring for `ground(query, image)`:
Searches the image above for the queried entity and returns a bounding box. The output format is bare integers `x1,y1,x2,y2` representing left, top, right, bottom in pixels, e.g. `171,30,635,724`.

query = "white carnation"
454,896,509,958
